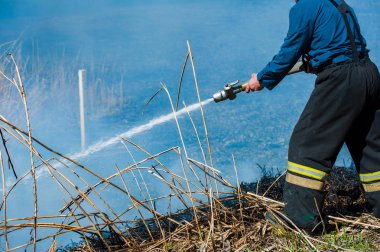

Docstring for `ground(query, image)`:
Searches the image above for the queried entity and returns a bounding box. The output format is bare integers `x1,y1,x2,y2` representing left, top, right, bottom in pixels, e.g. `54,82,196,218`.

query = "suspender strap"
346,10,368,58
329,0,367,61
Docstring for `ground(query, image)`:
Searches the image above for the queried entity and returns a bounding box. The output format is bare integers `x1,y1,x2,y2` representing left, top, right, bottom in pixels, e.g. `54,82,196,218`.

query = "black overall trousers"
283,0,380,231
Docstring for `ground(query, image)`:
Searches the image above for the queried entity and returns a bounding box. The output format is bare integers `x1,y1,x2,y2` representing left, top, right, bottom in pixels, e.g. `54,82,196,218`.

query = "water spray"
68,98,214,161
212,61,304,102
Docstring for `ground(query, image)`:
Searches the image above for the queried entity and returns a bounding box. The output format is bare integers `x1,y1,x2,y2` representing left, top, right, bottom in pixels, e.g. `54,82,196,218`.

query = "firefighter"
245,0,380,234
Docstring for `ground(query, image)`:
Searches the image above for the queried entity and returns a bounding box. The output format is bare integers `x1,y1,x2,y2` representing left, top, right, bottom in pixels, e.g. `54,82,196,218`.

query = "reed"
0,44,379,252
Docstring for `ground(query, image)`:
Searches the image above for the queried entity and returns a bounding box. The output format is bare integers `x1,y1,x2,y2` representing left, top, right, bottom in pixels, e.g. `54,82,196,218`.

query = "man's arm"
246,2,314,92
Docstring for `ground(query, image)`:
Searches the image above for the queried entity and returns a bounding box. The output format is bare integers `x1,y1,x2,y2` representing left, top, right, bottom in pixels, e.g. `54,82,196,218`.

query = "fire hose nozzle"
212,80,247,103
212,61,304,103
212,90,228,103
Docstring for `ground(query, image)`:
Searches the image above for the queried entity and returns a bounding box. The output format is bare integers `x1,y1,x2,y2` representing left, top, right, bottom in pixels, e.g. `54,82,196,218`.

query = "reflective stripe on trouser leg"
287,161,327,183
362,182,380,192
360,170,380,218
360,171,380,192
283,162,326,230
286,172,324,191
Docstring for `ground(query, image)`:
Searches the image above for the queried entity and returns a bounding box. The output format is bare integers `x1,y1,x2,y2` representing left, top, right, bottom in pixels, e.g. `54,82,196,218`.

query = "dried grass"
0,44,379,252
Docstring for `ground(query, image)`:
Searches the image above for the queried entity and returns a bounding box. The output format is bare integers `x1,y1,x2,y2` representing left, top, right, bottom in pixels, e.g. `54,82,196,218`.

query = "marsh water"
0,0,379,249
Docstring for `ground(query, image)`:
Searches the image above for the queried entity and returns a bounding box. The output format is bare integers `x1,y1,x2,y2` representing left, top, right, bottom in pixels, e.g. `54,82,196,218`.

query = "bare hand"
245,73,264,93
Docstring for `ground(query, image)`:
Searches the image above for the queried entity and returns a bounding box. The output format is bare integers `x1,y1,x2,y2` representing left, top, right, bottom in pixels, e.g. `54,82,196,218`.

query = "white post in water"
78,69,86,151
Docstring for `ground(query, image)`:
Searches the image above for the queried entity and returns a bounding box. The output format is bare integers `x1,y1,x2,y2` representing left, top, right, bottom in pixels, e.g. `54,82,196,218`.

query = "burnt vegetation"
1,45,379,252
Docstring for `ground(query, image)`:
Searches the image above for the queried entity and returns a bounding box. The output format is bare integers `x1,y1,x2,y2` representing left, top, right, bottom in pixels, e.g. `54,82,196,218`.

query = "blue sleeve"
257,3,314,90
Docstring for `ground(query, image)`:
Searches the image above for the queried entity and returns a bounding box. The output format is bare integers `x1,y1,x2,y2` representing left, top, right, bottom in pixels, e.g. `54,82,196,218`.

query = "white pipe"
78,69,86,151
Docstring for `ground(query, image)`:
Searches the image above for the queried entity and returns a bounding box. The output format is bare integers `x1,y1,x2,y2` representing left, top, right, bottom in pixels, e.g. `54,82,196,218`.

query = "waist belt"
313,59,349,74
314,56,367,74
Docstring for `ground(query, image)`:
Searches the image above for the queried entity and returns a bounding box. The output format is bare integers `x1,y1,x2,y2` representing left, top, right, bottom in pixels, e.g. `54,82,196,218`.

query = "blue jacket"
257,0,367,90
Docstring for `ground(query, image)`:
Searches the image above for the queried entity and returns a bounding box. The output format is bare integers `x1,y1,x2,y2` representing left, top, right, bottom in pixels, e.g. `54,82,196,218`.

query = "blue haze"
0,0,379,249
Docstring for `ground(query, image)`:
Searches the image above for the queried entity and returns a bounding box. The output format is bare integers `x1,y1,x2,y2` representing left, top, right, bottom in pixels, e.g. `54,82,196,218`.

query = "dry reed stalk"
3,49,379,252
47,238,57,252
0,156,49,211
106,192,190,235
152,165,205,192
43,165,112,250
0,110,174,174
103,172,186,227
99,146,181,193
204,188,216,251
314,198,326,234
60,146,179,211
0,213,101,223
0,67,15,85
4,220,117,252
182,101,207,165
211,197,240,222
186,40,218,197
0,222,98,231
65,202,94,252
187,158,233,188
182,100,209,191
256,177,261,194
47,164,128,240
262,171,286,197
0,218,89,237
246,192,285,207
58,159,120,218
328,215,380,229
121,143,204,195
176,53,210,193
0,136,196,248
0,128,17,179
175,51,189,112
120,137,198,208
175,149,213,209
120,142,148,203
111,168,156,243
112,189,205,215
0,116,138,215
0,215,97,236
4,142,117,249
269,208,318,251
1,53,224,250
2,53,38,252
232,154,247,243
114,164,156,241
186,157,222,175
162,84,207,237
305,236,357,252
56,159,116,215
143,86,164,115
108,189,207,232
0,150,8,250
55,159,131,245
161,84,204,185
148,166,192,208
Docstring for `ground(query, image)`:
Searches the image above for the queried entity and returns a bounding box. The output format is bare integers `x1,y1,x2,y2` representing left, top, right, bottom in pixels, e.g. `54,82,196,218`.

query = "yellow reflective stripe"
286,173,324,191
360,171,380,183
362,182,380,192
288,162,327,176
287,168,323,180
287,161,327,181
